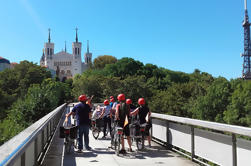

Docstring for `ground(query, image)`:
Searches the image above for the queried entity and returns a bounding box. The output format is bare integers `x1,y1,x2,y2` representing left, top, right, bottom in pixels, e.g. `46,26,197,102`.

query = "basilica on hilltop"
40,28,92,80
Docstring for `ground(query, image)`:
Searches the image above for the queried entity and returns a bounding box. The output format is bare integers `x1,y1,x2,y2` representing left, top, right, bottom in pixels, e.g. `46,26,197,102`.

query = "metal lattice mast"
242,0,251,79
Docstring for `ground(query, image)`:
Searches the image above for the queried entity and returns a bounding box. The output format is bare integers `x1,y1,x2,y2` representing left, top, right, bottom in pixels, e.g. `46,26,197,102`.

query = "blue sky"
0,0,248,79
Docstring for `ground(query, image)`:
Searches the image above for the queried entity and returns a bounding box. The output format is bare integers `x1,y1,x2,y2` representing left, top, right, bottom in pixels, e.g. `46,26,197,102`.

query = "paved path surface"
43,105,198,166
62,135,198,166
44,126,198,165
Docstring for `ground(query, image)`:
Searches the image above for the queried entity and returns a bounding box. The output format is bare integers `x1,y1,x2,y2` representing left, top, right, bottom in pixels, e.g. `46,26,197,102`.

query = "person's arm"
89,112,92,119
99,107,105,119
130,107,139,116
115,104,120,120
146,109,151,122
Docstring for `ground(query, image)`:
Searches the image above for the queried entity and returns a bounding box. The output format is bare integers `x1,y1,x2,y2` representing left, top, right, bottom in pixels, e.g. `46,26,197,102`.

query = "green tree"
93,55,117,69
189,77,231,122
104,57,144,78
224,80,251,127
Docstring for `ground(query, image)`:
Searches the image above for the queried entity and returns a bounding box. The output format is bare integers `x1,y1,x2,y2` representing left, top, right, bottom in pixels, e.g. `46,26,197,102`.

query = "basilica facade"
40,29,92,80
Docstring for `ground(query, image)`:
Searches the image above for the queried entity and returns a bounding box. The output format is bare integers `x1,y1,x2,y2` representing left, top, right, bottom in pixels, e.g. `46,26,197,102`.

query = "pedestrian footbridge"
1,103,251,166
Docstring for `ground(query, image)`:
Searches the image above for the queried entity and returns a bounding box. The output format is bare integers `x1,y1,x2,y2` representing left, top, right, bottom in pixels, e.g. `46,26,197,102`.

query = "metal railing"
0,103,66,166
151,113,251,166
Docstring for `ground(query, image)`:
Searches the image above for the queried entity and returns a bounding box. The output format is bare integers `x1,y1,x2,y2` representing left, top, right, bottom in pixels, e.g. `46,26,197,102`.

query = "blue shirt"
72,102,91,126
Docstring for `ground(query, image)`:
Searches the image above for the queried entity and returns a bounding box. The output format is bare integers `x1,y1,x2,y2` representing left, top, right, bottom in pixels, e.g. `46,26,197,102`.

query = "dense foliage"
73,56,251,129
1,56,251,145
0,61,72,145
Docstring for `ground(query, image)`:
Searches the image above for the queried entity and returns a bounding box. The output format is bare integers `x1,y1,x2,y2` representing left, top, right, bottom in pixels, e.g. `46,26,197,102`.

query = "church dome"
0,57,10,64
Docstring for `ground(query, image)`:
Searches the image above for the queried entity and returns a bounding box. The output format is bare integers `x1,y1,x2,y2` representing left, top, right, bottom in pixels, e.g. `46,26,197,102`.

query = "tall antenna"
242,0,251,79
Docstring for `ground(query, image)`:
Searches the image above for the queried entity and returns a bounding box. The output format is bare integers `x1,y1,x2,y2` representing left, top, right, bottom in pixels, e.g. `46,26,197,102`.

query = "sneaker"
85,146,92,150
75,149,82,153
128,148,134,152
119,149,126,154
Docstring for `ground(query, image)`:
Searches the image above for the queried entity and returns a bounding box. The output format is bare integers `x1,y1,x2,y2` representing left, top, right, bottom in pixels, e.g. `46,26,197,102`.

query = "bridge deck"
43,127,198,166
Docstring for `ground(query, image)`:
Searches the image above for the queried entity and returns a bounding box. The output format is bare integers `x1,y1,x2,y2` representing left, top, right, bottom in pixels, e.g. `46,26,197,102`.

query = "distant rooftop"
0,57,10,64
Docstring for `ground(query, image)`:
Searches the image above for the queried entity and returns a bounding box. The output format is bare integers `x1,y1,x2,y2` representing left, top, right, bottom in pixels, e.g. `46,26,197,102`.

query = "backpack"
119,102,129,121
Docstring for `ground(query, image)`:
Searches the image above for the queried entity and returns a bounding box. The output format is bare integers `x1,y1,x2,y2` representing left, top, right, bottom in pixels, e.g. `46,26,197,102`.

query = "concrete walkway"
43,104,198,166
62,135,198,166
43,126,198,166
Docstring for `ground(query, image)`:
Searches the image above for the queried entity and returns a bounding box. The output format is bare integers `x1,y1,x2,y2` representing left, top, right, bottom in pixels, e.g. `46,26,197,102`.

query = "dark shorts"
118,121,130,136
144,123,152,136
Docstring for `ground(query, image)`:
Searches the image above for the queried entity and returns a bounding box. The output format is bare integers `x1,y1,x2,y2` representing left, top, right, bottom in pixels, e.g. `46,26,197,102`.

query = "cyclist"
99,99,112,138
126,99,136,112
65,94,92,152
130,98,152,147
115,94,133,153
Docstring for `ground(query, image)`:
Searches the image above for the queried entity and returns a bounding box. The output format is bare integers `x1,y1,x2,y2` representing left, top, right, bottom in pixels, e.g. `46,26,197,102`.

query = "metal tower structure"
242,0,251,79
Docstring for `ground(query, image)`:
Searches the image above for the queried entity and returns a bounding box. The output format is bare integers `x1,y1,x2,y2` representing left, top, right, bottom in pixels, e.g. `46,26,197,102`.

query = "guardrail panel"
152,119,167,142
169,122,191,152
12,157,21,166
237,138,251,165
194,128,232,166
37,132,42,158
25,142,35,166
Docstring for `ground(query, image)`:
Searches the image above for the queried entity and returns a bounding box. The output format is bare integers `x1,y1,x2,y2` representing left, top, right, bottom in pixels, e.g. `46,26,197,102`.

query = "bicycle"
114,125,123,155
62,125,78,153
129,120,147,150
91,118,110,139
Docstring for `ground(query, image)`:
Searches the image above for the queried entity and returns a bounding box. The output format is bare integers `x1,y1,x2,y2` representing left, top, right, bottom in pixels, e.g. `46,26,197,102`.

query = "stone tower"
44,28,54,68
84,40,92,65
72,28,82,76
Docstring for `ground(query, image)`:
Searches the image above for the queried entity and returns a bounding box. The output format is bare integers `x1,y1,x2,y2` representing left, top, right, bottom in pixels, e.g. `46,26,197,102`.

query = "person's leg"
83,124,90,149
103,117,107,137
107,117,111,136
78,125,84,150
125,126,132,151
145,127,151,147
147,135,151,147
127,136,132,150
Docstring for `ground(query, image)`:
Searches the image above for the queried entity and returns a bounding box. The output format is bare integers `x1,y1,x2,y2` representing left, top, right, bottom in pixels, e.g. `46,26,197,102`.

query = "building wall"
0,63,10,71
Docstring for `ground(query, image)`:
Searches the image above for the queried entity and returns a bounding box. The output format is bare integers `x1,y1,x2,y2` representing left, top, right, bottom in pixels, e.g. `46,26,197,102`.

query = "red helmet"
110,96,114,99
78,95,87,102
110,98,115,102
138,98,145,105
104,99,109,105
126,99,132,105
117,94,125,101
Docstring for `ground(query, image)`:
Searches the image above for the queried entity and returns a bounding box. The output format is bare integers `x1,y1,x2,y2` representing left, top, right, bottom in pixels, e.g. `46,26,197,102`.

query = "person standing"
115,94,133,153
130,98,152,147
99,99,112,138
65,94,92,152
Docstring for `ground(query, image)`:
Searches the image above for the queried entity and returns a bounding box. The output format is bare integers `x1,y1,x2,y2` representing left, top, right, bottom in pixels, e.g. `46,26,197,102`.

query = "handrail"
151,113,251,137
151,113,251,166
0,103,66,166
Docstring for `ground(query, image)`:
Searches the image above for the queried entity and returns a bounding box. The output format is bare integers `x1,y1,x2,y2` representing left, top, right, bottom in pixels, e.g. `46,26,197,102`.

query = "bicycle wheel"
92,128,100,139
65,138,72,153
105,123,109,136
136,135,144,150
115,134,121,155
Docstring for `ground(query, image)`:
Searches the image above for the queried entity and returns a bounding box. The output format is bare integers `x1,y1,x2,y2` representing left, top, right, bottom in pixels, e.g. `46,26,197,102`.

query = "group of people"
65,93,152,154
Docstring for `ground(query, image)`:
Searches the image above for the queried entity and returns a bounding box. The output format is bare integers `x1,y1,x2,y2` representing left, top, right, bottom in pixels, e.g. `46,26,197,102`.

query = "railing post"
21,152,25,166
191,126,195,161
34,138,38,165
47,124,49,142
232,134,237,166
41,130,45,151
166,121,171,149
